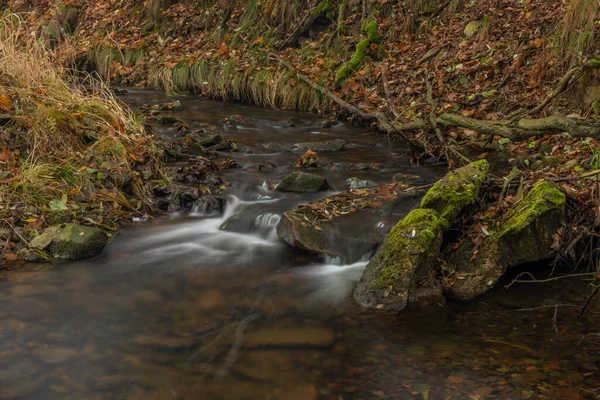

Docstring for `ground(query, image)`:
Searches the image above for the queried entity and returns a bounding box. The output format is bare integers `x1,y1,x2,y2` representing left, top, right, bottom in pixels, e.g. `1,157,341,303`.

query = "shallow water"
0,91,599,399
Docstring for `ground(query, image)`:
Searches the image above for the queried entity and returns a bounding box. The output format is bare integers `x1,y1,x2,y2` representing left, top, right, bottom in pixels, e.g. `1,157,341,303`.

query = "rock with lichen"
353,160,489,311
28,224,109,260
445,181,566,300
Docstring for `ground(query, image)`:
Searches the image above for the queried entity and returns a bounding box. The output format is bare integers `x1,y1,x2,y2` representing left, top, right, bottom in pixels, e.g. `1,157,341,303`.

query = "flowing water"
1,91,599,400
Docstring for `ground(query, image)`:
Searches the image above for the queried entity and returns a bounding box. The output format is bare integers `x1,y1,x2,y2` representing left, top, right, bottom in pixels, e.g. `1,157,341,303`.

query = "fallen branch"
276,56,418,144
551,169,600,182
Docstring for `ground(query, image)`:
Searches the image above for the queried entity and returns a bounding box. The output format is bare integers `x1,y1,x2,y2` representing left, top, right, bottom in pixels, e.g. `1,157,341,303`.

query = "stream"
0,90,599,399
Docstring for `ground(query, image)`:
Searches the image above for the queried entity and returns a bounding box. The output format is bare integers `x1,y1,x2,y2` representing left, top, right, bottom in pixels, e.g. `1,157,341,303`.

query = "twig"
483,338,532,351
3,220,28,248
505,271,600,289
381,62,401,121
551,169,600,182
553,304,559,332
579,284,600,318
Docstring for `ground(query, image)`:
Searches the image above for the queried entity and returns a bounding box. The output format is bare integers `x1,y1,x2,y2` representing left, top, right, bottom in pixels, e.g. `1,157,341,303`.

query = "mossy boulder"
29,224,109,260
420,160,489,222
353,209,447,311
445,181,566,300
277,184,423,263
276,172,330,193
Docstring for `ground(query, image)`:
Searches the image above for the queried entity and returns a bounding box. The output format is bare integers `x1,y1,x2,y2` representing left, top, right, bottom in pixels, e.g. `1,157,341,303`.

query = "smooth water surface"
0,91,598,400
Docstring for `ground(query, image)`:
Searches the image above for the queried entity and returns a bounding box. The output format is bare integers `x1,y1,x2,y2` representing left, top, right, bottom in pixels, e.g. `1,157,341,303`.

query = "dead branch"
551,169,600,182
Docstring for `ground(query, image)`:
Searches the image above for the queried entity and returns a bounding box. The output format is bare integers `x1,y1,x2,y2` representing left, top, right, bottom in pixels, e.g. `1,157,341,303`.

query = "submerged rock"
277,184,422,263
29,224,109,260
445,181,566,300
292,139,346,152
263,142,292,152
353,209,447,310
353,161,489,311
276,171,329,193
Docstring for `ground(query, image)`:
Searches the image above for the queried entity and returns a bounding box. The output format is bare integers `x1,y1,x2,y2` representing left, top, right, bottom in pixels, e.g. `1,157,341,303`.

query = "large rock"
277,184,422,263
29,224,109,260
420,160,489,222
353,209,447,310
445,181,566,300
353,161,489,311
276,171,329,193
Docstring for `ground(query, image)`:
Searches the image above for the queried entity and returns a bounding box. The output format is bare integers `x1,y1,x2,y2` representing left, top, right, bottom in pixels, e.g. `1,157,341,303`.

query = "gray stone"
276,172,329,193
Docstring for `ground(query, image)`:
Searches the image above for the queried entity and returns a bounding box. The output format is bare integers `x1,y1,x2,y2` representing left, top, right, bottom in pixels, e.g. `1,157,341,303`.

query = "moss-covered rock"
276,171,329,192
464,20,481,38
353,208,447,311
445,181,566,300
420,160,489,222
29,224,109,260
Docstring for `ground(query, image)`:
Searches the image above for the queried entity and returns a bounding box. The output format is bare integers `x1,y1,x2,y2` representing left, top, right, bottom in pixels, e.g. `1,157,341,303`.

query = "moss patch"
377,208,446,287
335,20,380,83
499,181,566,236
420,159,489,222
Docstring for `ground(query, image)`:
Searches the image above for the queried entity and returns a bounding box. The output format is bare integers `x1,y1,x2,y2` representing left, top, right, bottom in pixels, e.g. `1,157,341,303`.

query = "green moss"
377,208,446,287
361,20,380,43
335,20,380,83
311,0,332,17
420,160,489,222
499,181,565,236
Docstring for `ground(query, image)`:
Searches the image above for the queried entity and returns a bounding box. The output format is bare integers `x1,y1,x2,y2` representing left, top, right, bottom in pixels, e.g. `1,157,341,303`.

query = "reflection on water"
0,93,599,399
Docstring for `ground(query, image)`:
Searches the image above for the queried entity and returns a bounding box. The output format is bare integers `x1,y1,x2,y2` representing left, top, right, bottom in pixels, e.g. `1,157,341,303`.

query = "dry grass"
0,15,163,224
559,0,600,61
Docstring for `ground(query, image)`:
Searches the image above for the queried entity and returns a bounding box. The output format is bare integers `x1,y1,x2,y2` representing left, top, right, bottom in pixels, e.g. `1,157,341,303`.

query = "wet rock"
111,88,128,96
212,141,232,151
263,142,292,152
189,142,208,156
157,115,180,125
320,117,338,128
346,177,378,189
29,224,109,260
193,195,225,215
198,133,223,148
420,160,489,222
353,209,447,311
277,184,422,263
392,173,428,185
276,171,329,193
293,139,346,152
243,328,335,349
159,100,184,111
445,181,566,300
282,116,307,127
257,162,277,172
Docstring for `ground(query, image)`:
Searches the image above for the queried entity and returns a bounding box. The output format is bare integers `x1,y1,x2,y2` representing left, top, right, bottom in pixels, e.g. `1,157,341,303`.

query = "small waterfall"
253,212,281,239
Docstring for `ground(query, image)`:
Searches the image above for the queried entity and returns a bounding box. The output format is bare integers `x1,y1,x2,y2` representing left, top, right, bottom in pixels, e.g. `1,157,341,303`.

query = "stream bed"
0,90,599,399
